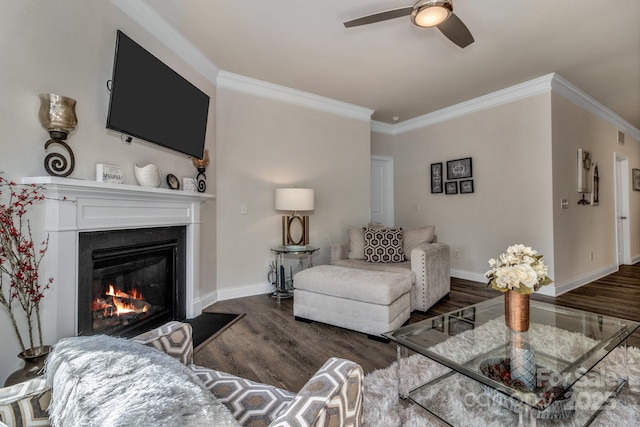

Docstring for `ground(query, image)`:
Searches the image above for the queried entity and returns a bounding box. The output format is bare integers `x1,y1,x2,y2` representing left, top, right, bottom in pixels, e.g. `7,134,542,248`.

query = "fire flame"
106,284,143,300
94,284,147,317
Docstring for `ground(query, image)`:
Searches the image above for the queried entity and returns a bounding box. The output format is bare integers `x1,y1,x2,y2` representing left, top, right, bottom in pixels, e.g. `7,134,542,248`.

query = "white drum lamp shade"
275,188,314,212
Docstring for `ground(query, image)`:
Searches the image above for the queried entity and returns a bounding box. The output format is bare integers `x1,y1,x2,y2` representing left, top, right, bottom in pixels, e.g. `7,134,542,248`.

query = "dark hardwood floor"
194,263,640,392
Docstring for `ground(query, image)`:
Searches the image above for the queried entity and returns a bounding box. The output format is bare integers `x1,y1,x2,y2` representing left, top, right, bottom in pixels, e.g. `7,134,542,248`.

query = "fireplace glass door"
78,227,186,337
90,243,175,336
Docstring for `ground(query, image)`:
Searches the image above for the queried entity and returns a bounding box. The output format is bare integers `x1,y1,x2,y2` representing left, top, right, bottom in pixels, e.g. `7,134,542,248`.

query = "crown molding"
371,121,396,135
550,74,640,141
110,0,219,85
105,4,640,140
372,74,554,136
372,73,640,140
112,0,372,121
217,71,374,122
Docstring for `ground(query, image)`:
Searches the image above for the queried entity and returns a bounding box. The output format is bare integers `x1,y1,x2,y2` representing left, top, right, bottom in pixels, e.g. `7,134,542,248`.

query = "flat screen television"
106,30,210,159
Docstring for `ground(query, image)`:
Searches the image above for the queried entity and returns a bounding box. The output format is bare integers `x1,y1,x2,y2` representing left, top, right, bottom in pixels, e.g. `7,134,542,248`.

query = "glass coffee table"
384,297,639,426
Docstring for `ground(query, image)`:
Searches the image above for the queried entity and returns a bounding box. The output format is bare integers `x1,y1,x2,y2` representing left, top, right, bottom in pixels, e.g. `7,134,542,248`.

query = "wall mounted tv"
106,30,210,159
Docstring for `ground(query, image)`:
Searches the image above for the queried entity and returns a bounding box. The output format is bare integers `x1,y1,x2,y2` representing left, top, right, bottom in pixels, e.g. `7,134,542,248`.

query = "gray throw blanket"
44,334,239,427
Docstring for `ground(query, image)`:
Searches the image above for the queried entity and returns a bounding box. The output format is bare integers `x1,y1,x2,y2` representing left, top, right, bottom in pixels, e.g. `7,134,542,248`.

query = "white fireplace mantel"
22,177,215,342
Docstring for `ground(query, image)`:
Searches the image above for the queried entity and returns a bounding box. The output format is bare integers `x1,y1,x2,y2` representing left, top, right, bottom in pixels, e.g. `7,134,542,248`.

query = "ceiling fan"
343,0,474,48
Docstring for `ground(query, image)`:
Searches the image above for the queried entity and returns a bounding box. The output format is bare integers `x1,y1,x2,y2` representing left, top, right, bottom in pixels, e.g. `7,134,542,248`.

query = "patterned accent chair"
0,321,363,427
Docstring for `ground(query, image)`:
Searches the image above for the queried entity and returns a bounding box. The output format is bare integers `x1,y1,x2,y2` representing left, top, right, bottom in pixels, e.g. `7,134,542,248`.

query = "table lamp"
275,188,314,247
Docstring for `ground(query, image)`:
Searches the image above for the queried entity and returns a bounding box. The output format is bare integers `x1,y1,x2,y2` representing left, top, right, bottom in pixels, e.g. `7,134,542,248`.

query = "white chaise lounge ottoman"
293,265,412,339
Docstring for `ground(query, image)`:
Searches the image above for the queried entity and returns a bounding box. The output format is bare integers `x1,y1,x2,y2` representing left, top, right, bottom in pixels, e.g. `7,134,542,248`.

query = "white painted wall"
378,88,640,297
0,1,216,383
387,94,555,285
215,87,372,298
551,93,640,291
371,132,395,158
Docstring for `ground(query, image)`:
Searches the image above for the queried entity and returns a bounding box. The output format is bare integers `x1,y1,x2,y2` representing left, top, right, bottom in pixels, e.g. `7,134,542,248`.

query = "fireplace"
78,227,186,337
21,176,213,345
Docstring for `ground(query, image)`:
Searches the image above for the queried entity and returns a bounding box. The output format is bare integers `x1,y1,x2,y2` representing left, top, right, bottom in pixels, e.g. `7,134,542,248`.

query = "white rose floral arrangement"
485,244,553,294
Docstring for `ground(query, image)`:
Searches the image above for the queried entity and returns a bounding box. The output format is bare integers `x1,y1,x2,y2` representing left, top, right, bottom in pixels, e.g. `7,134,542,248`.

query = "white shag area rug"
364,318,640,426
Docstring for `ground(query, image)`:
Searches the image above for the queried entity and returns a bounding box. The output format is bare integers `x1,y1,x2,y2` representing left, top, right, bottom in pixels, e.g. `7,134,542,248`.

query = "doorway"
371,156,394,226
614,153,631,265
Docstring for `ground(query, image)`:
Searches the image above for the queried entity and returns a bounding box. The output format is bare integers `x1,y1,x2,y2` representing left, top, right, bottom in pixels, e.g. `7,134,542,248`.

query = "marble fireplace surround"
22,177,214,343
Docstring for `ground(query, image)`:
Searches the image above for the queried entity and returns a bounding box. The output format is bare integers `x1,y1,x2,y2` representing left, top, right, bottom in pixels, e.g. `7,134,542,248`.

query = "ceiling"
143,0,640,128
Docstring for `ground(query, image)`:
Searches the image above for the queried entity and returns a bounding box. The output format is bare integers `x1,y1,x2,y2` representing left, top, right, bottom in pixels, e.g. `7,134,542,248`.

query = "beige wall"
387,94,555,285
215,88,371,297
0,1,216,383
381,90,640,296
371,131,395,158
551,94,640,289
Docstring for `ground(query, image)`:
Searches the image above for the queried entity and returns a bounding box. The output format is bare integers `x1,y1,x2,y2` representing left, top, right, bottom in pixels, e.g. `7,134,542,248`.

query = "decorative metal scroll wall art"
591,163,599,206
191,149,210,192
632,168,640,191
38,94,77,177
577,148,594,206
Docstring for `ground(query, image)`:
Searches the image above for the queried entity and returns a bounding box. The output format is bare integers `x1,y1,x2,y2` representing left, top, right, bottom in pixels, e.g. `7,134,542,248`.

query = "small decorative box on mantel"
96,164,124,184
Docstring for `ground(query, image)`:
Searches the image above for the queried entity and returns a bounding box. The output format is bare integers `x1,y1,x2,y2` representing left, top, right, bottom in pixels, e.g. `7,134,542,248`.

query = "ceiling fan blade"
344,7,413,28
437,13,474,48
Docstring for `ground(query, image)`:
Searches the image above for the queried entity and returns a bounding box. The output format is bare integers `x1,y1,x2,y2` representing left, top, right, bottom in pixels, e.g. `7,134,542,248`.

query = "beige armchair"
330,226,450,312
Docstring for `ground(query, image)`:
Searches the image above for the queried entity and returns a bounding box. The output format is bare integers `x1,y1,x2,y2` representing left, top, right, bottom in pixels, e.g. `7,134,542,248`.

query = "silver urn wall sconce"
38,94,77,177
191,149,210,193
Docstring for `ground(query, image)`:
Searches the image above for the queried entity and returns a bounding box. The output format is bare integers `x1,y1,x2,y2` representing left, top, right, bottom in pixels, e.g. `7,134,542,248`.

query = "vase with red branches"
0,174,55,385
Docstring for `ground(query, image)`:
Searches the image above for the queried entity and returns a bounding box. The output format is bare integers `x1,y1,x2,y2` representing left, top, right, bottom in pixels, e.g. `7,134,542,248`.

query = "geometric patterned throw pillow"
0,378,51,427
363,227,405,263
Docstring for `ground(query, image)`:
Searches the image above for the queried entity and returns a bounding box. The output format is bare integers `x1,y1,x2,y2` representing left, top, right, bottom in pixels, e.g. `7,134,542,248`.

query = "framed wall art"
460,179,474,194
633,168,640,191
430,162,443,193
447,157,472,180
445,181,458,195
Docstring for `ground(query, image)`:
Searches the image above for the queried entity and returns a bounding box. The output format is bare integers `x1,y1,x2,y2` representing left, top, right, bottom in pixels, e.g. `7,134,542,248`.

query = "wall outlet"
589,251,594,261
453,250,460,259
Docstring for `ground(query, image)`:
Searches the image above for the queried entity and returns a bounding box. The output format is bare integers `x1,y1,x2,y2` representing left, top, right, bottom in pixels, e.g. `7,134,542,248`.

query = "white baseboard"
191,290,219,316
450,269,487,284
450,265,620,298
197,282,273,311
551,264,619,296
204,263,626,310
216,282,273,302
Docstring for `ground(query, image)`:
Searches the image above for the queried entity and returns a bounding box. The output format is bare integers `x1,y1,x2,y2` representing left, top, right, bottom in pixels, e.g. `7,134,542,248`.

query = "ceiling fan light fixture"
411,0,453,28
